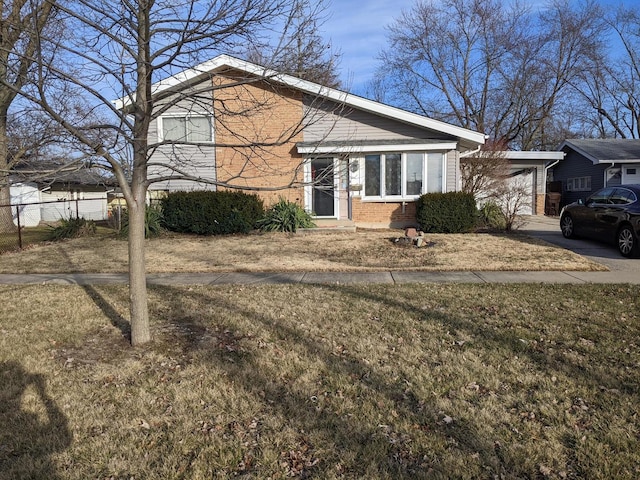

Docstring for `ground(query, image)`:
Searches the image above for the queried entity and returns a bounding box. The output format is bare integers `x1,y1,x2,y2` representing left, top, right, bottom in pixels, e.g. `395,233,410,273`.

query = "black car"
560,184,640,258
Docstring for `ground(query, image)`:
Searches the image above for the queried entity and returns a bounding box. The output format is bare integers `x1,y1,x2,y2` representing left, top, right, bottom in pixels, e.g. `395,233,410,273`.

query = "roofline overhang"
558,140,640,164
502,151,565,161
114,54,486,147
297,142,458,154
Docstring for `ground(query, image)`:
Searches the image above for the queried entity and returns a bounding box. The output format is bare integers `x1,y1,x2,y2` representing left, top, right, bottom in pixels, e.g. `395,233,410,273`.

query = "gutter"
543,155,563,196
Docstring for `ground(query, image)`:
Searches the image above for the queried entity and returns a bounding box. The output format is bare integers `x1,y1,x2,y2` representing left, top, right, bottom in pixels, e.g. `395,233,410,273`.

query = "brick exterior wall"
351,198,418,227
213,70,305,207
536,193,545,216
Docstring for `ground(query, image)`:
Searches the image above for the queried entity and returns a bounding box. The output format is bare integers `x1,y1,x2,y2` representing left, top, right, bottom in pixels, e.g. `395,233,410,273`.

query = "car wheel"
617,225,637,258
560,214,576,238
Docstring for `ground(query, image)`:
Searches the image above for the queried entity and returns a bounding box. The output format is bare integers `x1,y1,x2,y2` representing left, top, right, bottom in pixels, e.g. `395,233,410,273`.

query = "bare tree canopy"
376,0,606,150
15,0,334,345
0,0,56,231
246,0,341,87
571,5,640,139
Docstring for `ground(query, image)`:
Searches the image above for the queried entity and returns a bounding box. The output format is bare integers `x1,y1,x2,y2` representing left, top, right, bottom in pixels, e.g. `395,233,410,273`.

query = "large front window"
161,115,212,142
364,152,444,198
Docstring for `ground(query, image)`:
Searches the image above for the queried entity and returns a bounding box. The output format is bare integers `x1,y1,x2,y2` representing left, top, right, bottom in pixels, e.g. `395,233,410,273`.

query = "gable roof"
559,139,640,164
11,160,114,187
115,54,485,149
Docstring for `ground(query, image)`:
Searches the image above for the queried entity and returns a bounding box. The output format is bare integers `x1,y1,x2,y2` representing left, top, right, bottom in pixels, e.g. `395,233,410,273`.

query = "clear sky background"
322,0,633,96
322,0,416,94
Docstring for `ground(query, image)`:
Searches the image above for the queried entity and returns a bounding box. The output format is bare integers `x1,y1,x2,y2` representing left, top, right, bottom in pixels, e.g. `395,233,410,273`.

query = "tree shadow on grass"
81,284,131,343
148,284,506,478
0,361,72,480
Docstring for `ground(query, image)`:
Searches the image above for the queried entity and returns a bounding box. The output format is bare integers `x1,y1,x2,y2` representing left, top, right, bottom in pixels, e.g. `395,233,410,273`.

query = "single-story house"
132,54,487,228
550,139,640,207
9,164,113,225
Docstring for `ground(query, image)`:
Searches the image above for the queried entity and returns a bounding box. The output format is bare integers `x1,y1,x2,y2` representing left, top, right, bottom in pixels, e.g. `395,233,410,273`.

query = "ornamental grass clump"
258,198,315,232
119,205,164,239
47,217,97,241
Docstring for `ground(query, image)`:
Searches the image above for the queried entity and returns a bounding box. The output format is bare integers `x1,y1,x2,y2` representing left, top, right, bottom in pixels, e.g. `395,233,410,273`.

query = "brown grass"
1,283,638,479
0,229,607,273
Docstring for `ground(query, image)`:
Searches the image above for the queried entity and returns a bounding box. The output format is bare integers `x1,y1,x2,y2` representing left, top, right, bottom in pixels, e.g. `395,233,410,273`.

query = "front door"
311,157,335,217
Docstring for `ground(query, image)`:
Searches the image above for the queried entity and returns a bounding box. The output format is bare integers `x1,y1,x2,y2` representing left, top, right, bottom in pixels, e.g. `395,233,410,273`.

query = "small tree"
461,143,531,232
492,175,532,231
20,0,339,346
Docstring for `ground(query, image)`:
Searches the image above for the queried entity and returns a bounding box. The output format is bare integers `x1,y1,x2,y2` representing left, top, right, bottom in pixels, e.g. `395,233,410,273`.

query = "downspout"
604,162,617,186
543,156,562,196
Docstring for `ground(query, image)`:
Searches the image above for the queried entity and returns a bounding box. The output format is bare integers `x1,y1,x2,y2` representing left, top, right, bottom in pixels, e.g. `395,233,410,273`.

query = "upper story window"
364,152,444,199
161,115,212,142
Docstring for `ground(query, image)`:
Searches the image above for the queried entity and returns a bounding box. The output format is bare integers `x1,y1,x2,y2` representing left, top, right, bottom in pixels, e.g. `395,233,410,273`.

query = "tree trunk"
0,113,16,233
127,192,151,345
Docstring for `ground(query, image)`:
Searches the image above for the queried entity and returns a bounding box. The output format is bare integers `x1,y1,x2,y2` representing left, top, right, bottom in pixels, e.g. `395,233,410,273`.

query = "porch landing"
298,219,357,233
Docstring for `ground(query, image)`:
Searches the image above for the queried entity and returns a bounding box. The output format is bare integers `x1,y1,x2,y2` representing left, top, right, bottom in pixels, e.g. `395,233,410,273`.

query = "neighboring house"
136,54,486,227
9,164,113,225
551,139,640,207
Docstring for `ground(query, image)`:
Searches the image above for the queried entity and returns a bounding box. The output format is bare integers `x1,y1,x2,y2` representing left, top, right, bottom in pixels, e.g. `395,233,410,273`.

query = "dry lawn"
0,229,606,273
1,283,638,479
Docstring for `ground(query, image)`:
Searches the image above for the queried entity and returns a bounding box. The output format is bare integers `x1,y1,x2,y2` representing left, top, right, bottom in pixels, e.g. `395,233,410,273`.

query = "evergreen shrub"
161,191,264,235
415,192,477,233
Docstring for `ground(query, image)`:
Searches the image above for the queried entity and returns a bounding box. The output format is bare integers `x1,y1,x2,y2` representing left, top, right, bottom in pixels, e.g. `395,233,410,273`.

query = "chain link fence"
0,198,112,253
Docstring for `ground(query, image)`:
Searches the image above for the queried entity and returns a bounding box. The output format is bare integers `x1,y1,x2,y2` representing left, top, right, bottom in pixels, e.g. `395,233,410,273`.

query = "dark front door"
312,157,335,217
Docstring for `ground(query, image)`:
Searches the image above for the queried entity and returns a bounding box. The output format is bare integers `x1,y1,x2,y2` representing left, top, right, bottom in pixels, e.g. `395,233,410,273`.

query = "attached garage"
503,151,565,216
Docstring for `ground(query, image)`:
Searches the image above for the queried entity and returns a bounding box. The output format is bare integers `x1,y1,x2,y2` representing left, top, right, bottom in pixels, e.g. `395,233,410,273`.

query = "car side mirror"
577,198,585,206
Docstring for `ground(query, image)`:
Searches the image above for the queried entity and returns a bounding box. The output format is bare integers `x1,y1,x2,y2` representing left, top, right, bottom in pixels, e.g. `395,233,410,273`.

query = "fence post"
75,198,79,218
15,205,22,250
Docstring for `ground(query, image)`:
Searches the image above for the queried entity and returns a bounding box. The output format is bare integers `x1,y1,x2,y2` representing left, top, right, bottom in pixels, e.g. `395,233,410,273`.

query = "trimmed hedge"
161,191,264,235
415,192,478,233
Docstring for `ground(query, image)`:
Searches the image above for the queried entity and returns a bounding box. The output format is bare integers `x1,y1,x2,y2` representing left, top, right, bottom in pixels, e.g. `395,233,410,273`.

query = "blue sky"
322,0,634,95
322,0,416,94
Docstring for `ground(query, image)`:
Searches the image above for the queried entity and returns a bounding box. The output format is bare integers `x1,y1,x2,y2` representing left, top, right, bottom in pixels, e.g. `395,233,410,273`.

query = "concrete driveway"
521,215,640,273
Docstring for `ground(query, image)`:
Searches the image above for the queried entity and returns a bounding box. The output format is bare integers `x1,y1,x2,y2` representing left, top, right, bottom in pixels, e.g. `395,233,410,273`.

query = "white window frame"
567,176,591,192
158,114,214,143
361,152,445,201
303,157,339,217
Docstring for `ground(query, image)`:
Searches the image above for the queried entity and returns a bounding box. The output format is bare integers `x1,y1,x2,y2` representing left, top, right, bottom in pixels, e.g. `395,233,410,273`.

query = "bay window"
363,152,444,199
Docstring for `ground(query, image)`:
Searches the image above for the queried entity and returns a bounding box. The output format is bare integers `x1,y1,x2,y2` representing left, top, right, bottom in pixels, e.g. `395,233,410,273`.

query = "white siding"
10,183,41,227
40,190,108,221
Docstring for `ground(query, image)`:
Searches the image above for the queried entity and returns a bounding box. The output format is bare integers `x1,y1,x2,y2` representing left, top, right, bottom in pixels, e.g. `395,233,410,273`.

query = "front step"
298,218,357,233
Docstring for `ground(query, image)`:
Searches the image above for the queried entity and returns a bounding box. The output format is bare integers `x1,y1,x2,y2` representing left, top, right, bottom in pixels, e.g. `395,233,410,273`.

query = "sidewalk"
0,269,637,285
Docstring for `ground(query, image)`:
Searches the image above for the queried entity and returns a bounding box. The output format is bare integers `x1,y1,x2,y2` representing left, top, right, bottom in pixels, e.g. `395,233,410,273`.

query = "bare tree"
246,0,341,87
0,0,56,232
19,0,336,346
377,0,605,150
460,140,510,200
493,175,531,232
462,141,532,231
572,5,640,138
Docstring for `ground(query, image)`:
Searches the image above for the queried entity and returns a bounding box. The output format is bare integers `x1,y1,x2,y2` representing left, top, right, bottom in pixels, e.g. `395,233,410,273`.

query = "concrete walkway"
0,269,637,285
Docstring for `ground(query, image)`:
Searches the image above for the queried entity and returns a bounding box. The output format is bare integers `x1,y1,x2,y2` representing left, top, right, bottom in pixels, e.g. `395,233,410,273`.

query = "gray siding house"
551,139,640,207
140,54,486,227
